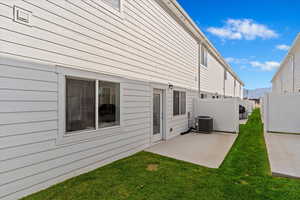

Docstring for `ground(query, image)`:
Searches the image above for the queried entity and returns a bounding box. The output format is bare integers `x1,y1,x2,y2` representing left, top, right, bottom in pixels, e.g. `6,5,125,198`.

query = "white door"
152,89,163,142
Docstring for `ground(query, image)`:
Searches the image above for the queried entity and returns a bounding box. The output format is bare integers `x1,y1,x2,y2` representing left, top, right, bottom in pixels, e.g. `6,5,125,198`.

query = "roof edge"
162,0,244,86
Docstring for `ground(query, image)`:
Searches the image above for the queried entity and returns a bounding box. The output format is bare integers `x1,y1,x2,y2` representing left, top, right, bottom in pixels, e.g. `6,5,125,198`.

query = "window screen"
180,92,186,115
66,78,96,133
98,81,120,128
173,91,186,116
173,91,180,116
201,45,208,67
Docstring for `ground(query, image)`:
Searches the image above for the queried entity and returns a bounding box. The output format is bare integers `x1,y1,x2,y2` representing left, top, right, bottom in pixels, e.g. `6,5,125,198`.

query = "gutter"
161,0,244,86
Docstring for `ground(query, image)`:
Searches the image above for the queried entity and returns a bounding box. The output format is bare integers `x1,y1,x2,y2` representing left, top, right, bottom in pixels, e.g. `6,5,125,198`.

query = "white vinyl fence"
263,93,300,134
193,98,240,133
243,100,255,114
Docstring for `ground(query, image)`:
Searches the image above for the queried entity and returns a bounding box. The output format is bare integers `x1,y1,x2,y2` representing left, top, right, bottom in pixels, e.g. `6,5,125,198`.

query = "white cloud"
225,57,248,64
207,19,278,40
225,57,280,71
250,61,280,71
276,44,290,51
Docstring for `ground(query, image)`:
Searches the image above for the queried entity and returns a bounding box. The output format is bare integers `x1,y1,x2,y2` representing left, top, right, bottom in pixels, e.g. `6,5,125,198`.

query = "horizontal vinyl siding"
166,88,197,139
206,53,224,95
272,78,282,94
294,46,300,93
281,59,293,93
0,58,151,200
225,73,235,97
200,52,225,95
0,0,198,90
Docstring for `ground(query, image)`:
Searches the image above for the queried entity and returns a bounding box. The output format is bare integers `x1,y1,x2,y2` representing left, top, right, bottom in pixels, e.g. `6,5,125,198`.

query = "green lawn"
23,109,300,200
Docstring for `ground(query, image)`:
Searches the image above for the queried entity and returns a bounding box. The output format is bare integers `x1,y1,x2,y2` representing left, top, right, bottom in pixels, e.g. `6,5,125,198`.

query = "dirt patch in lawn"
146,164,158,171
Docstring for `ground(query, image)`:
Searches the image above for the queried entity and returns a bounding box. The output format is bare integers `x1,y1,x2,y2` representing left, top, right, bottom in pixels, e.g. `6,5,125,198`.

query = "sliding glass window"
66,78,96,133
65,77,120,134
98,81,120,128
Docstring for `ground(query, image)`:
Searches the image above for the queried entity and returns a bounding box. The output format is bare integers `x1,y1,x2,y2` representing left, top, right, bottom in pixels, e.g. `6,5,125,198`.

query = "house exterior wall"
0,57,154,200
0,56,199,200
206,52,225,96
225,72,235,97
273,57,293,94
199,50,243,98
272,34,300,95
294,44,300,92
272,77,282,94
0,1,243,199
0,0,198,91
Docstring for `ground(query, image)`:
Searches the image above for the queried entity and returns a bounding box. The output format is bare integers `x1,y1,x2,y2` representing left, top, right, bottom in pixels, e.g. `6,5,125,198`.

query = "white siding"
272,36,300,95
235,81,240,98
272,77,282,94
281,58,293,94
294,44,300,93
166,88,197,139
225,72,235,97
200,51,225,95
0,0,198,91
0,58,151,200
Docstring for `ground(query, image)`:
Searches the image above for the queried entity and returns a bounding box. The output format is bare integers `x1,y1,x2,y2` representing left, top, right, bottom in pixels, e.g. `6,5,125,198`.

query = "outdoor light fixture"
168,83,174,90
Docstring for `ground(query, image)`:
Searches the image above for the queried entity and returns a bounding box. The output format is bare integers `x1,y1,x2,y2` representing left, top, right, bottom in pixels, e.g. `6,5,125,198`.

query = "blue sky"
177,0,300,89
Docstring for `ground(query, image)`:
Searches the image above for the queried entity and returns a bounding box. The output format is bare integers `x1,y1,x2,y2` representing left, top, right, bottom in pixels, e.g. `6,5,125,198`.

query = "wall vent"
13,6,32,26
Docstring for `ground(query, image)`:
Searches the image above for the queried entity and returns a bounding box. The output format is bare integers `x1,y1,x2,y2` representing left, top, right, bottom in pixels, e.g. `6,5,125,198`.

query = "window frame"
200,45,208,68
57,67,123,145
65,76,97,134
89,0,124,18
173,90,187,117
224,70,228,80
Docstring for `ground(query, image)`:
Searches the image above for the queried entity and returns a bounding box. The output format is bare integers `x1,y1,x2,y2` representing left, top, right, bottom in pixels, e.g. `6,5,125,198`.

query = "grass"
23,109,300,200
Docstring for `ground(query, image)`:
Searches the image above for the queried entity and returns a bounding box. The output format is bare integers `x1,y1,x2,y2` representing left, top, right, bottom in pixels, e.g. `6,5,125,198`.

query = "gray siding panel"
0,0,198,90
0,58,151,199
0,0,203,198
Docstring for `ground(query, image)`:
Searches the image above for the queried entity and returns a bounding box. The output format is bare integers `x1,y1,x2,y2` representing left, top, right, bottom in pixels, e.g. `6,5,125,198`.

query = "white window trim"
89,0,124,19
56,67,124,145
173,89,187,118
200,45,208,68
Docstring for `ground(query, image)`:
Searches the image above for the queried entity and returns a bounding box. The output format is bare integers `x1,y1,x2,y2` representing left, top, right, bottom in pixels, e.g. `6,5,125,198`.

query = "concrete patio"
265,133,300,178
146,132,237,168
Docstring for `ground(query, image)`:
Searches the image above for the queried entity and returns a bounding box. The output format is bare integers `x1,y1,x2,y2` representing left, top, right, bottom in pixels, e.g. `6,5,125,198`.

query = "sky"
177,0,300,89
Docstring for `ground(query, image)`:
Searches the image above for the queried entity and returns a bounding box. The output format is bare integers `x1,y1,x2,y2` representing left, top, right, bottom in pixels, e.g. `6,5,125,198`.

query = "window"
173,91,186,116
66,78,96,133
201,45,208,67
173,91,180,115
66,77,120,134
101,0,121,11
98,81,120,128
200,93,207,99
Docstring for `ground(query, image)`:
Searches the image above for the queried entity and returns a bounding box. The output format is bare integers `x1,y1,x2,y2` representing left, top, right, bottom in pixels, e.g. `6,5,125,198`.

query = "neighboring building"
272,33,300,94
199,46,244,99
244,88,271,99
0,0,243,199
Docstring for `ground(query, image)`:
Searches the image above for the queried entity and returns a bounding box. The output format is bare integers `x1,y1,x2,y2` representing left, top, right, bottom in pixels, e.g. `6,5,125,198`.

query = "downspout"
198,42,201,97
